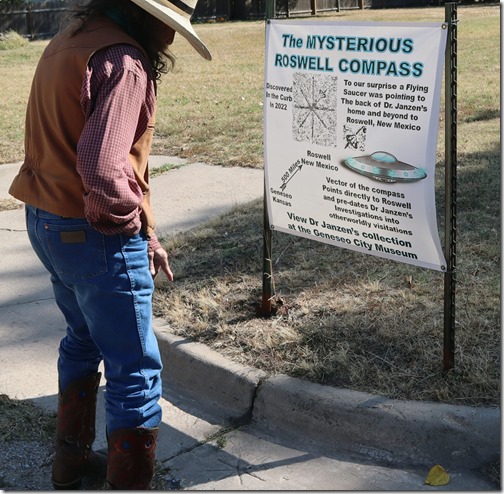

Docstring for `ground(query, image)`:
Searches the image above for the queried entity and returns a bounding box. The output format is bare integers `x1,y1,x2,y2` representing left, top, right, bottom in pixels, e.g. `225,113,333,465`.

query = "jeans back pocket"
44,222,108,280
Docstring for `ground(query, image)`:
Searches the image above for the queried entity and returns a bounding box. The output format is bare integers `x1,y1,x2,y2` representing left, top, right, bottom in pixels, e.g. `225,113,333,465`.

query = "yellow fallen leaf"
424,464,450,486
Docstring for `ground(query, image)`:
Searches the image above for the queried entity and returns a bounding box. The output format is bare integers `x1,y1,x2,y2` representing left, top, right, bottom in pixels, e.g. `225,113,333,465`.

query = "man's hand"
148,246,174,281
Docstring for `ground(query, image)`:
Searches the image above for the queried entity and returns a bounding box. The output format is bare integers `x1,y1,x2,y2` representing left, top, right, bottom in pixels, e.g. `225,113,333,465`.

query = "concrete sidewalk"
0,158,499,490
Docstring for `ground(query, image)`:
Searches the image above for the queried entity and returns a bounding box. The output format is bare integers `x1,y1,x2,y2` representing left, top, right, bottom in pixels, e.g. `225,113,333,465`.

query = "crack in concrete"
0,297,54,310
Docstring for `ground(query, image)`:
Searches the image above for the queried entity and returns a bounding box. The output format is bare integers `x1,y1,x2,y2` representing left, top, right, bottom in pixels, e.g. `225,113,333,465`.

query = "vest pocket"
44,222,108,280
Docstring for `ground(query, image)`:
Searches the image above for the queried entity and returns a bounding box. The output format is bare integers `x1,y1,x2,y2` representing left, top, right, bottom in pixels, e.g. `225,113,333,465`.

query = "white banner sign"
264,20,448,271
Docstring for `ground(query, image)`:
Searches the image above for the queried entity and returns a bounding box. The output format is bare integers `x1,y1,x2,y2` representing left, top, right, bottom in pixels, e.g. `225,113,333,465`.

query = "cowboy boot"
106,427,159,490
52,372,107,490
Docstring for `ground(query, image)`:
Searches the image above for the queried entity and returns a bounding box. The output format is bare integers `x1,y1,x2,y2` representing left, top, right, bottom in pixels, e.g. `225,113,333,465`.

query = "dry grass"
0,34,45,164
153,183,499,406
153,20,266,166
0,31,29,51
0,395,56,442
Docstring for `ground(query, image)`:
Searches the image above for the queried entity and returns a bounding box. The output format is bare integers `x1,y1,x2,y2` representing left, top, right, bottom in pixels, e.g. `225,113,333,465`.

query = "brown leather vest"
9,16,157,238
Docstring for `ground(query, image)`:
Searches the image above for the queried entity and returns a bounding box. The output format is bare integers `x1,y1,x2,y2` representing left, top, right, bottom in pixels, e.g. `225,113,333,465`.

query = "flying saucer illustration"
342,151,427,183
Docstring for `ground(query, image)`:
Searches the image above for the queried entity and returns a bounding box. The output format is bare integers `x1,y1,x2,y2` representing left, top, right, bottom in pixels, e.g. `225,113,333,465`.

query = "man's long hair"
67,0,175,80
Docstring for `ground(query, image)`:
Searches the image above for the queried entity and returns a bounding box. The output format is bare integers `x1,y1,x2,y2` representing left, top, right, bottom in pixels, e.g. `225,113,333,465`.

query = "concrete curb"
155,319,267,423
253,375,500,469
154,318,500,471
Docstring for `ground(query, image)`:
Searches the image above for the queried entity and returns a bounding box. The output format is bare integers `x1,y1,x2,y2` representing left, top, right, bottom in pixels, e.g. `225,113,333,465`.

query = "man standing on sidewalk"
9,0,211,489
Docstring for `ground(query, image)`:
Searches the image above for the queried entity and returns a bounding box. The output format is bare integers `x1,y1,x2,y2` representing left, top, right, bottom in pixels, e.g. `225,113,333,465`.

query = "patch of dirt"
0,440,54,490
0,437,171,490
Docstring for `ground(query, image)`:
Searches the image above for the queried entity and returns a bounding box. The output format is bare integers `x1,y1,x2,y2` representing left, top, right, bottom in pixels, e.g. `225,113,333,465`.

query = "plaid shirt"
78,44,160,251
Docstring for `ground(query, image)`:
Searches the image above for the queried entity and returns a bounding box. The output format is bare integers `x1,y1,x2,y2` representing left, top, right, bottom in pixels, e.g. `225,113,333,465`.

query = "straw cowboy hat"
130,0,211,60
343,151,427,183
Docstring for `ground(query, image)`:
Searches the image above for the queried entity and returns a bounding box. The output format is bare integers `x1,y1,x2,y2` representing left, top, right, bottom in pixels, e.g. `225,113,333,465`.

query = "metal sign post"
262,0,275,316
443,2,458,370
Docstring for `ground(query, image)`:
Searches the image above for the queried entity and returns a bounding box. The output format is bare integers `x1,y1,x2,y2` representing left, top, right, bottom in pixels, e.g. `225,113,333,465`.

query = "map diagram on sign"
292,73,338,147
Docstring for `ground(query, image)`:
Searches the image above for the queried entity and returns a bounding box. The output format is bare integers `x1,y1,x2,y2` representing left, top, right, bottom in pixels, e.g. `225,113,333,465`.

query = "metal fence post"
265,0,275,20
443,2,458,371
26,4,34,39
261,1,275,316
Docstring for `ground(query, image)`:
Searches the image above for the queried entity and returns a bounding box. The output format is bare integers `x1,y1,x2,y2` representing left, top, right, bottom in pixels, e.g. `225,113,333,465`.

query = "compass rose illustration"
292,73,338,147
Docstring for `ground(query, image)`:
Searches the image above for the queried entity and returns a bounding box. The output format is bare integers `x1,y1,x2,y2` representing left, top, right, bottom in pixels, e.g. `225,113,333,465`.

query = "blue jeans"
25,205,162,434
